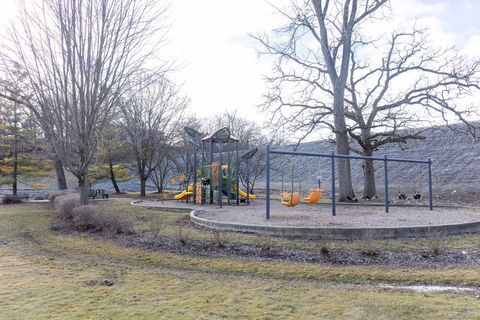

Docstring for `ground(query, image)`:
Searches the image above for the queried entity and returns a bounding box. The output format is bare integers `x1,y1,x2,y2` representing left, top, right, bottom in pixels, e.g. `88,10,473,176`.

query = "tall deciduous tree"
1,0,167,204
118,72,188,197
345,28,480,197
0,64,68,191
256,0,388,201
93,122,131,193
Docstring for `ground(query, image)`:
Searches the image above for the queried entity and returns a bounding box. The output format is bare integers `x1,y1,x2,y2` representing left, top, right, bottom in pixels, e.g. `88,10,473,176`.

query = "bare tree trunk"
333,95,354,202
12,152,18,196
140,175,147,197
363,150,376,198
109,159,121,193
78,171,89,205
54,154,68,190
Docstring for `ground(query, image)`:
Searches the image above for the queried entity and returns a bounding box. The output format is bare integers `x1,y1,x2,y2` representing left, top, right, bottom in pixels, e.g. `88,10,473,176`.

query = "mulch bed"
84,228,480,268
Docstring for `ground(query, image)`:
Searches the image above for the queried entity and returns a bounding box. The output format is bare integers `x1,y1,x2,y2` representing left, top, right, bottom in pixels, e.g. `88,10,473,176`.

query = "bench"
0,193,29,202
88,189,109,199
16,193,30,201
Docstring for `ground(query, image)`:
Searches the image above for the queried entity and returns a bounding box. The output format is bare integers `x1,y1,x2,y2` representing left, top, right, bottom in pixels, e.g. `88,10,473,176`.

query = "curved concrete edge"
130,200,193,213
190,210,480,240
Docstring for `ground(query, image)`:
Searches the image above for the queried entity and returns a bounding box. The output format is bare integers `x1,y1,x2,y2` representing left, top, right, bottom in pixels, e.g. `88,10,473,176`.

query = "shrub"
256,235,275,252
2,195,23,205
48,190,69,204
360,229,378,257
315,237,333,255
54,193,80,221
33,193,49,200
425,228,447,256
72,205,133,234
211,230,228,248
175,224,191,245
149,219,163,239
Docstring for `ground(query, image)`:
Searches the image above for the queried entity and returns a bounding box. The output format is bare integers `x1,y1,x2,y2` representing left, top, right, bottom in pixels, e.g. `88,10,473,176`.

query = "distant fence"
0,188,59,196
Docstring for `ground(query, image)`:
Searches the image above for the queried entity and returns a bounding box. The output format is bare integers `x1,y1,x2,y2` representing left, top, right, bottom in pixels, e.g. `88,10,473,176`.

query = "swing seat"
304,188,323,204
280,192,301,207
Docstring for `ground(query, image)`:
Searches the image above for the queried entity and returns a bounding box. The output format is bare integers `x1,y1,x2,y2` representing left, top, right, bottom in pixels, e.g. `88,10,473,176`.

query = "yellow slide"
174,184,194,200
231,184,256,199
238,188,256,199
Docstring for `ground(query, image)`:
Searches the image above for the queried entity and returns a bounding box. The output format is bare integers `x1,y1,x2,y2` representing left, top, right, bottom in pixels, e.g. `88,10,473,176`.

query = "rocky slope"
266,124,480,196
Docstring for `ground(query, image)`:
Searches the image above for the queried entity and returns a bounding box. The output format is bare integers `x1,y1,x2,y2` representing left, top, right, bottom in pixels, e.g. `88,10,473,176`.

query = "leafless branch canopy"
0,0,169,203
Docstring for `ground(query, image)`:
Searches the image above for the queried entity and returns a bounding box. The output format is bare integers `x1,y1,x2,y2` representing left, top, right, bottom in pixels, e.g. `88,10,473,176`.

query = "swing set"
265,145,433,219
279,163,323,207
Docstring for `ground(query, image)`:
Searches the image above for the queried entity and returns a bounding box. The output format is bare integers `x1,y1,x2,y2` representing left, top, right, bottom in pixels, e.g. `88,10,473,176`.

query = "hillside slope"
266,124,479,195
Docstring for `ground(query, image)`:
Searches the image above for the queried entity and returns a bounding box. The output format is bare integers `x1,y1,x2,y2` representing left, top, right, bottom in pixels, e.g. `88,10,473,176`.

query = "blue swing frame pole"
209,140,213,204
384,155,389,213
236,141,240,206
331,151,336,216
266,145,270,220
428,159,433,210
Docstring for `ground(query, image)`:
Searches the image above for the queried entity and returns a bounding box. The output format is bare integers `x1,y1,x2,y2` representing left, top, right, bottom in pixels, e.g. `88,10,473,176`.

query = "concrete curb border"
129,201,480,239
190,210,480,240
130,200,193,213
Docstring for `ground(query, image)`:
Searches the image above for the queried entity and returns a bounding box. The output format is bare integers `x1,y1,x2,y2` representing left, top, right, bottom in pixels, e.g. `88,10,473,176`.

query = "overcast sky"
1,0,479,125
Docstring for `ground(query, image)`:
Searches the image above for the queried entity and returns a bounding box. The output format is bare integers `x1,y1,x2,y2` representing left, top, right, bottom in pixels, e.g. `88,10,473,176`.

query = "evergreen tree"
0,99,52,194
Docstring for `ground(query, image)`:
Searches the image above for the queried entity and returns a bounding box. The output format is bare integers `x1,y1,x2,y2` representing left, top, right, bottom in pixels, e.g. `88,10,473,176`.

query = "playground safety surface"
198,201,480,228
133,199,480,239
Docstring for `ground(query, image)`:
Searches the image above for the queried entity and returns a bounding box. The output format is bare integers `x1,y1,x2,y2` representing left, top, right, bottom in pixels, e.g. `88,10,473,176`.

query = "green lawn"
0,201,479,319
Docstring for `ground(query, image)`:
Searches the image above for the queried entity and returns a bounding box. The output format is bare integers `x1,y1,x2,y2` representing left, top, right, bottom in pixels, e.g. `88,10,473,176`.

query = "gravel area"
134,199,480,228
199,202,480,228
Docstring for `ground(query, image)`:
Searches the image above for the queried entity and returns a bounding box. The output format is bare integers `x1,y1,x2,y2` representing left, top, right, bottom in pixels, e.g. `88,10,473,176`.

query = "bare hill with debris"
266,124,479,196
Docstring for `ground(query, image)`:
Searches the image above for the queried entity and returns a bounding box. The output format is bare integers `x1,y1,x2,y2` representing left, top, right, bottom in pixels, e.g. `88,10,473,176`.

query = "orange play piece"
304,188,323,204
280,192,301,207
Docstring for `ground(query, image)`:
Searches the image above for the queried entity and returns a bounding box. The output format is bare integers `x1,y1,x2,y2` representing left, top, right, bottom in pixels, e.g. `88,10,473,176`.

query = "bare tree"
93,122,131,193
0,63,68,190
345,28,480,197
0,0,167,204
118,72,188,197
149,150,177,195
255,0,388,201
171,115,204,184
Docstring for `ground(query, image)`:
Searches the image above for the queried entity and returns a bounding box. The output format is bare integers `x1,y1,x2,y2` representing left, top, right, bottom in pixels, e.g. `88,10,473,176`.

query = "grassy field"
0,200,479,319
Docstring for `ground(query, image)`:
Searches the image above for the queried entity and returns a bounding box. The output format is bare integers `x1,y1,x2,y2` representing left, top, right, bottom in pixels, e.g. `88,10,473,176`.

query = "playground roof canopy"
241,148,258,160
184,126,203,140
202,127,239,143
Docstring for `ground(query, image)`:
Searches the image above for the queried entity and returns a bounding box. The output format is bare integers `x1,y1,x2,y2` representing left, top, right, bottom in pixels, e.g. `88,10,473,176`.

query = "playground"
133,126,480,240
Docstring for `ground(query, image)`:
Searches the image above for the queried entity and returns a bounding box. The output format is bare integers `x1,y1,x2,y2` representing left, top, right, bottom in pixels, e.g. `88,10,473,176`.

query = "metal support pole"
201,141,205,205
227,141,231,205
331,151,336,216
384,155,389,213
218,143,223,208
209,140,213,204
185,140,189,204
193,142,197,205
266,145,270,220
236,141,239,206
428,159,433,210
246,159,251,205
